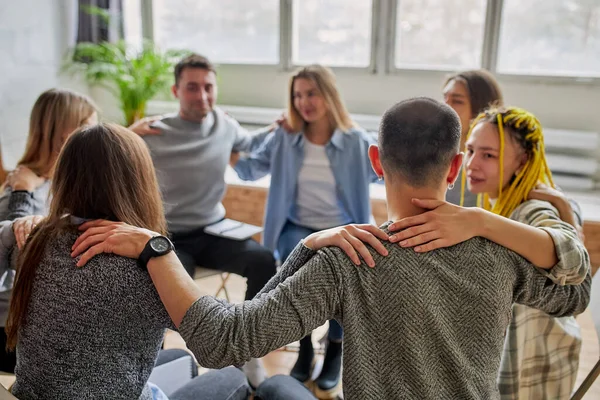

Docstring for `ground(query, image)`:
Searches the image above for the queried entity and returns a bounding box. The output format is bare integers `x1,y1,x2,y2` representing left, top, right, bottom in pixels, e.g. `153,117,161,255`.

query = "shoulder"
157,113,181,127
213,107,239,127
32,181,51,198
509,199,560,224
343,126,376,145
48,230,143,280
271,126,296,144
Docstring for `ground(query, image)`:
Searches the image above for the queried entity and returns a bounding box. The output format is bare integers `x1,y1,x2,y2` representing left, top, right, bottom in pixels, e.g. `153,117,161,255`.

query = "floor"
2,274,599,399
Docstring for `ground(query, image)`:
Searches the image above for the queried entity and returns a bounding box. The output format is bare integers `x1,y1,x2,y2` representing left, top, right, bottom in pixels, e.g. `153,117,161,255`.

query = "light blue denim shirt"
234,126,380,252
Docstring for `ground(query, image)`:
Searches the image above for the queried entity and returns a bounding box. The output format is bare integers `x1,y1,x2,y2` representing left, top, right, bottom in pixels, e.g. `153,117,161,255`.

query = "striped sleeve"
510,200,590,285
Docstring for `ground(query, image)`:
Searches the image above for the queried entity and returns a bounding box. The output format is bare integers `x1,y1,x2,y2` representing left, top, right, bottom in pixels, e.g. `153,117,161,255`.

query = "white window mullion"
279,0,293,70
480,0,503,72
368,0,384,74
384,0,398,74
141,0,154,41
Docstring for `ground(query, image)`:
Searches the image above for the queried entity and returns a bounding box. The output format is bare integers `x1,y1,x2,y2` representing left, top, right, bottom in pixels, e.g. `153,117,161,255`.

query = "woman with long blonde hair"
0,88,97,373
231,64,380,397
388,106,589,399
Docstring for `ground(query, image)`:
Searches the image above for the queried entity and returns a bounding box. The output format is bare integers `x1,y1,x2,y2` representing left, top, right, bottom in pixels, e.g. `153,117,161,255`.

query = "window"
129,0,599,80
292,0,373,67
497,0,600,77
123,0,142,48
394,0,487,70
151,0,279,64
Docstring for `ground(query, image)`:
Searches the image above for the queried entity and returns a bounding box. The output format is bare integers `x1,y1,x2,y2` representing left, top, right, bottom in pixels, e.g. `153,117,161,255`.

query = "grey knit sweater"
180,222,591,400
0,184,51,326
12,230,173,400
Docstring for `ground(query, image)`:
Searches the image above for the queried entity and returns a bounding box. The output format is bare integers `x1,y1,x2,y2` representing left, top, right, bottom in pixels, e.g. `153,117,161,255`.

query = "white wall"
213,65,600,133
0,0,85,169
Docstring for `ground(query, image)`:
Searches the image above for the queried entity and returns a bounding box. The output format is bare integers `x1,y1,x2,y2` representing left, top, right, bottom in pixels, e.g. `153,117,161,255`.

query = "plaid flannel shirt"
497,199,590,400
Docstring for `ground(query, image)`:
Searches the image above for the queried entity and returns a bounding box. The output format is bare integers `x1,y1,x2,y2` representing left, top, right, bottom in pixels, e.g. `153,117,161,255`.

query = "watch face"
150,237,171,253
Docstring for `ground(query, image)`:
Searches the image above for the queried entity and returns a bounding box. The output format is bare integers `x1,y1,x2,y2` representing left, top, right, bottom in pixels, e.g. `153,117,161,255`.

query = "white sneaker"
241,357,267,389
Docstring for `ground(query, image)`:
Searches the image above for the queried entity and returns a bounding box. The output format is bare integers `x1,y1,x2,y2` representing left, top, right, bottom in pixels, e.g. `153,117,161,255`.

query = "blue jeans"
277,220,343,341
255,375,316,399
150,350,250,400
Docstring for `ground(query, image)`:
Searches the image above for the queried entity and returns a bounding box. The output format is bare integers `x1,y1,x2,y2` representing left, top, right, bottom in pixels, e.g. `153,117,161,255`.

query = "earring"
378,175,383,182
448,183,455,190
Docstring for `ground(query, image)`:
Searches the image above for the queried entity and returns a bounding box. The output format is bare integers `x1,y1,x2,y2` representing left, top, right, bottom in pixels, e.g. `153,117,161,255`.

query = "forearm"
179,252,340,369
147,252,203,327
232,158,267,181
235,124,275,153
476,208,558,269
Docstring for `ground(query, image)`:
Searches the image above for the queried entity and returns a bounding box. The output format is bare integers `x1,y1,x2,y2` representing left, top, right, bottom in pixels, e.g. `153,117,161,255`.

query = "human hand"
71,220,157,267
388,199,480,252
303,224,389,267
7,166,46,192
13,215,45,249
128,116,162,136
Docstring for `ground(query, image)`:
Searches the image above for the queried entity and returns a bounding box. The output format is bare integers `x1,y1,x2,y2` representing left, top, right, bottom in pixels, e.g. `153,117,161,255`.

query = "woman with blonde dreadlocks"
386,106,590,399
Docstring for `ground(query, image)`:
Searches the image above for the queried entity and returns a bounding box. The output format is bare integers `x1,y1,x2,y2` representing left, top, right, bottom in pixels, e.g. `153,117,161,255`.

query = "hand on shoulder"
7,166,46,192
128,116,162,136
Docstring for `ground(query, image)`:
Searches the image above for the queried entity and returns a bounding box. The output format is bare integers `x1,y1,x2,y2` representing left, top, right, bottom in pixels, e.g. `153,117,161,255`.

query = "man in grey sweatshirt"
130,54,277,302
130,54,278,385
79,98,591,399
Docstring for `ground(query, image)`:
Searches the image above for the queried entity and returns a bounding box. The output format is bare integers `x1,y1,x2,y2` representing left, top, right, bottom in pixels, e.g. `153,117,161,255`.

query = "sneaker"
290,335,314,383
242,357,267,389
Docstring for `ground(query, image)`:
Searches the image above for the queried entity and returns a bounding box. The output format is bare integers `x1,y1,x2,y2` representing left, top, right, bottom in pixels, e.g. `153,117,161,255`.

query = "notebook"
203,218,263,241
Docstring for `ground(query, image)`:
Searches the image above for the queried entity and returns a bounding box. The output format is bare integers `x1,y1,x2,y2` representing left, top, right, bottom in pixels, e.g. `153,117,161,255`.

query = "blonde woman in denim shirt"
231,65,380,398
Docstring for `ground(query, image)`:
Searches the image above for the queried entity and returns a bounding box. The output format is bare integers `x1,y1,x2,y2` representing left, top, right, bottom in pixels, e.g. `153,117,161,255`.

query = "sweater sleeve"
7,190,36,220
233,130,279,181
230,115,276,153
178,248,342,369
511,200,589,285
0,220,16,283
495,242,591,318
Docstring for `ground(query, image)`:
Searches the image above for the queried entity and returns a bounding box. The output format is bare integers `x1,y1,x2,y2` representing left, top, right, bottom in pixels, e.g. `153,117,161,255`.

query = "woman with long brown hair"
441,69,504,207
5,123,252,399
0,88,97,372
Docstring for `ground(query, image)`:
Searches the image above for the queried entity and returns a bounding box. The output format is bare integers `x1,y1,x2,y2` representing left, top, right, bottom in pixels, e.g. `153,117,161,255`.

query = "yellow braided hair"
460,106,554,218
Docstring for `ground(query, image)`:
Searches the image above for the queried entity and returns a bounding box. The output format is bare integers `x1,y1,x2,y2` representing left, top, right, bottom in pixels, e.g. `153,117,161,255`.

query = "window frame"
135,0,600,84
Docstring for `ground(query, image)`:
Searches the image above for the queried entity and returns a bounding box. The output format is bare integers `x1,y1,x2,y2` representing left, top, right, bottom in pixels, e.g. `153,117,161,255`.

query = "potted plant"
64,39,188,126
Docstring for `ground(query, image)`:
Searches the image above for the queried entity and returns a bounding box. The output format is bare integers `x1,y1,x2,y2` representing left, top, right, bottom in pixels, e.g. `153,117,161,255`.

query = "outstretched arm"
388,199,588,284
71,221,389,325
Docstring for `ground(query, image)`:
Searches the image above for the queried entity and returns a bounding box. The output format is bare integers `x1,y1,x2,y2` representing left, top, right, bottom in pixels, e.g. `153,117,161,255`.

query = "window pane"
395,0,487,70
293,0,372,67
152,0,279,64
123,0,142,49
497,0,600,77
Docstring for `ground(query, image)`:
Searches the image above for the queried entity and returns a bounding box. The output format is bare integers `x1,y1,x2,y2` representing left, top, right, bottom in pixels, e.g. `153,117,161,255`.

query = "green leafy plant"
64,39,188,125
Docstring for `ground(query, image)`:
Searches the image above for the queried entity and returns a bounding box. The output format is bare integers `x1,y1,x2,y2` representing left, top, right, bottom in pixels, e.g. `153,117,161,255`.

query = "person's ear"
447,152,464,186
368,145,384,179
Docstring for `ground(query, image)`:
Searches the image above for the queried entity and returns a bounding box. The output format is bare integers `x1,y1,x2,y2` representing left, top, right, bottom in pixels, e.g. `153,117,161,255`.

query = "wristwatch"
138,235,174,269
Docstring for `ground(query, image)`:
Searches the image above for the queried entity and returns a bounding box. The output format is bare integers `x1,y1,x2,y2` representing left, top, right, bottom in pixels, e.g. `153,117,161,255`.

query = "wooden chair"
193,267,231,301
571,271,600,399
0,383,17,400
